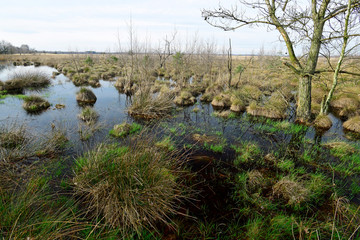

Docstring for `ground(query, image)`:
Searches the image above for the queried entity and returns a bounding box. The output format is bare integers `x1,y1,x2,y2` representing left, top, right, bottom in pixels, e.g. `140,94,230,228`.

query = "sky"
0,0,283,54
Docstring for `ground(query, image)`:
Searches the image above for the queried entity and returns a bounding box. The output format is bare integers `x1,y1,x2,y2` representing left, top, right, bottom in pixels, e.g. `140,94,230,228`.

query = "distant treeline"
0,40,36,54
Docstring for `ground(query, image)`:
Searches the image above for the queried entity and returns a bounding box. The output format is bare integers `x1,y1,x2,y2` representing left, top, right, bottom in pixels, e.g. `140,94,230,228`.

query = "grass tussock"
22,95,50,113
73,137,187,235
76,87,97,104
4,69,50,92
128,90,174,119
343,116,360,133
314,114,333,130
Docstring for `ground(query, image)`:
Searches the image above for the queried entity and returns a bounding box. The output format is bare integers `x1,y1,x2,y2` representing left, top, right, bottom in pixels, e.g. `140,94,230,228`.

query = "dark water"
0,65,358,157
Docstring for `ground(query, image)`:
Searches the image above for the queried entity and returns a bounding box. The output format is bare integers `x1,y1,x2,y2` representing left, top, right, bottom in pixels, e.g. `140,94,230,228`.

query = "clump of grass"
232,141,262,165
4,69,50,92
22,95,50,113
230,97,245,112
314,114,332,130
272,176,309,206
73,138,187,236
128,90,174,119
174,91,196,106
211,93,231,109
343,116,360,134
109,122,142,138
0,176,82,239
76,87,97,105
78,106,98,123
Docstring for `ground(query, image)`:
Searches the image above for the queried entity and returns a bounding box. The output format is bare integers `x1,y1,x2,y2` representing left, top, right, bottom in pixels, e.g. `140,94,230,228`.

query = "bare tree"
319,0,360,115
202,0,360,122
155,29,177,70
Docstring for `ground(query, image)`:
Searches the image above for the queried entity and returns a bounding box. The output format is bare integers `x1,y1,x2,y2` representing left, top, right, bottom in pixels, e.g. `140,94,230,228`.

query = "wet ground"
0,64,358,157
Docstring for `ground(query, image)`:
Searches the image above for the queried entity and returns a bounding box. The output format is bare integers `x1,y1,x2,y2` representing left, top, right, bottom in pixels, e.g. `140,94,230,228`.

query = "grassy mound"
343,116,360,133
314,114,332,130
76,87,97,105
73,139,186,235
4,70,50,92
22,95,50,113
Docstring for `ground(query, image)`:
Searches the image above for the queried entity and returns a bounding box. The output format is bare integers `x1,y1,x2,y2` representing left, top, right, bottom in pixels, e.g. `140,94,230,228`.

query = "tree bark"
297,75,312,122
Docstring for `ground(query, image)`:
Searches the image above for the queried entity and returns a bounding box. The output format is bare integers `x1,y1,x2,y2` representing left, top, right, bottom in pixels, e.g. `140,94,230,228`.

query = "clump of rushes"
76,87,97,105
22,95,50,113
109,122,142,138
73,138,187,236
78,106,98,123
128,90,174,119
4,69,50,92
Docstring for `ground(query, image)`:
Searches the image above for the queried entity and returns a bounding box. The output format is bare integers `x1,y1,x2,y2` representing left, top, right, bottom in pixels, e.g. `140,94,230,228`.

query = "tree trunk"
297,75,312,122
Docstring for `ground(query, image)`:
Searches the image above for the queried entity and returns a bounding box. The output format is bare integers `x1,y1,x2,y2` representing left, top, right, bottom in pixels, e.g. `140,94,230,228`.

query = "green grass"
0,176,82,239
155,136,175,151
204,142,225,153
253,119,307,135
232,141,262,165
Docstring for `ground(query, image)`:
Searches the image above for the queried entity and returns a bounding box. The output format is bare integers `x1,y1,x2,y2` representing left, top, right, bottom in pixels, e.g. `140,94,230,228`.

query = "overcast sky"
0,0,283,54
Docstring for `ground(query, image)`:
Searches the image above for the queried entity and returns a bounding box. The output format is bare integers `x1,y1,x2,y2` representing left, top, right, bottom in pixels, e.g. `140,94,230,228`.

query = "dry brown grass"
343,116,360,133
314,114,332,130
128,89,174,119
272,176,309,206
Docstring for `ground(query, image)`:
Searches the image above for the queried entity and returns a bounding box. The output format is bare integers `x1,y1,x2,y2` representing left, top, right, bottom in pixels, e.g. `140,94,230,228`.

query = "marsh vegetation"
0,50,360,239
